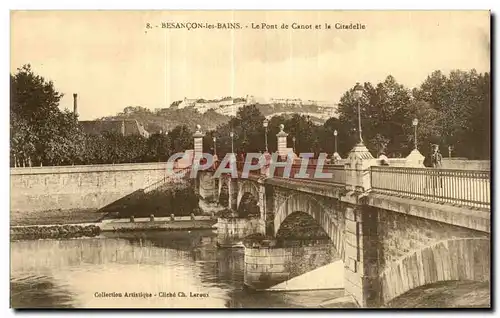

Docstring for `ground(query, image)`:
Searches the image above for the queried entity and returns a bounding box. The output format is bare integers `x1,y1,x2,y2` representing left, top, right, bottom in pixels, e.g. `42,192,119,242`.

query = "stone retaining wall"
216,217,265,246
244,241,335,290
11,162,177,213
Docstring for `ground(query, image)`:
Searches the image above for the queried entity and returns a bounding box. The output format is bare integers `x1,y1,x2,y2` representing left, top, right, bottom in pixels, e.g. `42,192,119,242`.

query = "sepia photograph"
9,10,491,309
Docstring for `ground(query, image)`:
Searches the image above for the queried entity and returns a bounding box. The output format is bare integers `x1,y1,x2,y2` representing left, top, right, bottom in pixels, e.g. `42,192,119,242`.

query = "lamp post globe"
353,82,364,99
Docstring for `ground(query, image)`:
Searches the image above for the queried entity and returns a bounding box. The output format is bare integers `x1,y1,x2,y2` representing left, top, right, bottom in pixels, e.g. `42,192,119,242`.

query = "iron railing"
370,166,490,210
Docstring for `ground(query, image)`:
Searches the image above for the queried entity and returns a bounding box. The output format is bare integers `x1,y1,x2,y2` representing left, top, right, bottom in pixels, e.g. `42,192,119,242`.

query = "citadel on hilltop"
172,95,339,120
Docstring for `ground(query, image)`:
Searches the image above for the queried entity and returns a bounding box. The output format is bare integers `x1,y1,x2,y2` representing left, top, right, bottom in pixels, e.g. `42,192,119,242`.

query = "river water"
10,229,490,308
10,229,344,308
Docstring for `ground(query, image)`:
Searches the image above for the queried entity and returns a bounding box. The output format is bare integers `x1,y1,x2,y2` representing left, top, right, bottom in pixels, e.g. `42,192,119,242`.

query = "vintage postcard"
10,10,491,309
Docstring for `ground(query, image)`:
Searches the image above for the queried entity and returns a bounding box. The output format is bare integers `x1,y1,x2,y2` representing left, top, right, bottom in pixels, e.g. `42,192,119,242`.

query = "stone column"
228,178,238,212
276,124,289,158
342,142,381,307
198,171,214,200
405,149,425,168
343,203,381,307
344,142,376,193
193,124,205,160
257,181,267,220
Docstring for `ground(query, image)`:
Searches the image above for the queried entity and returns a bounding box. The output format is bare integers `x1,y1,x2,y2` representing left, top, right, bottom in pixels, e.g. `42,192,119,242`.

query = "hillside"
98,103,336,134
99,106,230,133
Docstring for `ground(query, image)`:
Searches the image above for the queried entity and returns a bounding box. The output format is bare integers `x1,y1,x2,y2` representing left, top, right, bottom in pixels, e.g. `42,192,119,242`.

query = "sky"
10,10,490,120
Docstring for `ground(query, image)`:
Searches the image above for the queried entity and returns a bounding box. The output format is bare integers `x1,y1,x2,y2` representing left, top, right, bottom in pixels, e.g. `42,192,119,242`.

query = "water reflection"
11,230,340,308
11,230,488,308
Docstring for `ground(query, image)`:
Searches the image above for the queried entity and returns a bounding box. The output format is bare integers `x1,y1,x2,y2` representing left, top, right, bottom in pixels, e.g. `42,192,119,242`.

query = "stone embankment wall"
244,241,336,290
11,162,181,214
216,217,265,246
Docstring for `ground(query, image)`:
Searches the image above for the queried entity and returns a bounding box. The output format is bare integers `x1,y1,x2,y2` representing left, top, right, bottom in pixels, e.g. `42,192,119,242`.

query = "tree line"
10,64,490,167
206,70,490,160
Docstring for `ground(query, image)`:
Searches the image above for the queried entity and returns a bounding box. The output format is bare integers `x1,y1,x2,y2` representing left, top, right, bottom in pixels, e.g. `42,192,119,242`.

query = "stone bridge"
195,144,490,307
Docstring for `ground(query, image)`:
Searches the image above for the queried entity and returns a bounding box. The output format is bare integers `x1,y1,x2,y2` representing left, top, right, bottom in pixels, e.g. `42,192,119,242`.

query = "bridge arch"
380,237,490,305
217,176,231,208
237,180,259,209
274,193,344,257
218,176,230,199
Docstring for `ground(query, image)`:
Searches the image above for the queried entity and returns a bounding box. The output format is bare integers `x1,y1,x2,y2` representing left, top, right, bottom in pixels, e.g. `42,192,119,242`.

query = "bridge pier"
343,202,381,307
216,216,265,247
243,239,337,290
341,142,382,307
197,171,225,215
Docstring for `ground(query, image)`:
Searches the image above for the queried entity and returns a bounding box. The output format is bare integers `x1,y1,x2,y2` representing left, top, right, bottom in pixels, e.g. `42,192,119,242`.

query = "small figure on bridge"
431,144,443,168
378,151,389,166
212,153,219,169
332,152,342,164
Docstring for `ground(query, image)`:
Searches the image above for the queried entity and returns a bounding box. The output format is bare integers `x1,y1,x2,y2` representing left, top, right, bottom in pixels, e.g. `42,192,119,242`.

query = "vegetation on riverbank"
10,224,100,241
11,209,107,227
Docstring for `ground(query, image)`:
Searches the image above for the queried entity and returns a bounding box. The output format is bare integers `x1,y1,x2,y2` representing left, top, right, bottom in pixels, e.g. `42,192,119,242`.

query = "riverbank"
11,224,101,240
11,208,107,227
11,210,218,240
100,218,217,232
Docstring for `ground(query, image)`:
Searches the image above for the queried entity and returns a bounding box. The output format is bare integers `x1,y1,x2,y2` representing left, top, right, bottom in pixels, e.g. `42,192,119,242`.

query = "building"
217,101,247,116
177,97,198,109
72,93,150,138
171,95,338,120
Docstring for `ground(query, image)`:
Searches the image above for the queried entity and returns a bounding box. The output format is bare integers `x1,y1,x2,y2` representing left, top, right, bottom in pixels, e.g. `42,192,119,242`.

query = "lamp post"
213,136,217,157
263,119,269,152
353,82,364,144
412,118,419,150
230,131,234,154
292,136,296,153
334,130,338,153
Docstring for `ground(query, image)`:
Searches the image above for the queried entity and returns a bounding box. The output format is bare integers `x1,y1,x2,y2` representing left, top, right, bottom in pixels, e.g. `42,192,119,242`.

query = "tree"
10,64,83,166
212,105,267,157
145,133,171,162
321,117,356,157
169,125,193,153
413,69,490,159
337,76,414,156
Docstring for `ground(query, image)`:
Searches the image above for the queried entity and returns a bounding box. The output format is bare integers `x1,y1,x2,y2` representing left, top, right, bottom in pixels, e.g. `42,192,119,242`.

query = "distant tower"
73,93,78,116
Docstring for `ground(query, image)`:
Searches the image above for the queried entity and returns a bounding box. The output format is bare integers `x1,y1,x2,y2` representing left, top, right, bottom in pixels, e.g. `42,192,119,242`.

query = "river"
10,229,344,308
10,229,490,308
